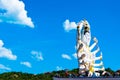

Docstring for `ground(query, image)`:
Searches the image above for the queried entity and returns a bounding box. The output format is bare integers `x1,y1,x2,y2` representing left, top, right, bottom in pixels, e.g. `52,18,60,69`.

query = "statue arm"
91,47,100,55
89,37,98,51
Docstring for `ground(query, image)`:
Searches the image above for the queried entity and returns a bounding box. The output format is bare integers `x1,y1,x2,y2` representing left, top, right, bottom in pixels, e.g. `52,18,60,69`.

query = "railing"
53,77,120,80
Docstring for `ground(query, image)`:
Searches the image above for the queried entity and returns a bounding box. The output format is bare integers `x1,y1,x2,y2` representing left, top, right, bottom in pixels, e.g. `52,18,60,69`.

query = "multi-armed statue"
76,20,105,77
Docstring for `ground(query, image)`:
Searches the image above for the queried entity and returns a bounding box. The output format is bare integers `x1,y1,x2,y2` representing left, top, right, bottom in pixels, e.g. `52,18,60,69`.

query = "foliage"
105,67,115,75
0,68,119,80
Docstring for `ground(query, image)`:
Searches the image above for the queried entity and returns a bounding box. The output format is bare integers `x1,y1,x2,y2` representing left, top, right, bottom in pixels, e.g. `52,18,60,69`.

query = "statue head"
83,20,90,33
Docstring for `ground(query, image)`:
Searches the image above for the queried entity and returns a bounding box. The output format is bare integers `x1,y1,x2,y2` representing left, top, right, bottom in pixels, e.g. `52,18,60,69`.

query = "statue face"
84,27,89,32
83,20,90,29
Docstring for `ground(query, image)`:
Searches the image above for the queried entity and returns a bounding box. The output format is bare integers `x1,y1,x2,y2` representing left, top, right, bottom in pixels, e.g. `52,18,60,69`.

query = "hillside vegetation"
0,68,119,80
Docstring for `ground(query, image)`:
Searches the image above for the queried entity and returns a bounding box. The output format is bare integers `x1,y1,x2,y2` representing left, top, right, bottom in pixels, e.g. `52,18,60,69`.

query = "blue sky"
0,0,120,74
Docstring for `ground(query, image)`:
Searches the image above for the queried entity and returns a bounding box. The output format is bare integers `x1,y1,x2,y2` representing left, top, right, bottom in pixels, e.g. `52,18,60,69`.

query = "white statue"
76,20,105,77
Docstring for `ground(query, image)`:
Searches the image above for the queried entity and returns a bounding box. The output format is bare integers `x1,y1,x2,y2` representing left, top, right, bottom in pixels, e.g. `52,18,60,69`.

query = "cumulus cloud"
56,66,63,71
0,40,17,60
0,0,34,28
61,54,71,60
0,64,11,71
20,61,31,68
63,19,77,32
31,51,44,61
72,53,77,59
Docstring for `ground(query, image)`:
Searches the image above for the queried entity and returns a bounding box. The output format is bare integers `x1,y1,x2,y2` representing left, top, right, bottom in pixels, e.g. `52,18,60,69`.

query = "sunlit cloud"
0,40,17,60
0,64,11,71
31,51,44,61
72,53,77,59
56,66,63,71
63,19,77,32
61,54,71,60
0,0,34,28
20,61,32,68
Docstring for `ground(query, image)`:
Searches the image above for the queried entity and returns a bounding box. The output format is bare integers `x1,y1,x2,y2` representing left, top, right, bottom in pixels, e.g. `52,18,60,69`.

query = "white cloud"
20,61,31,68
0,0,34,28
0,40,4,47
0,40,17,60
72,53,77,59
63,19,77,32
61,54,71,60
56,66,63,71
0,64,11,71
31,51,44,61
